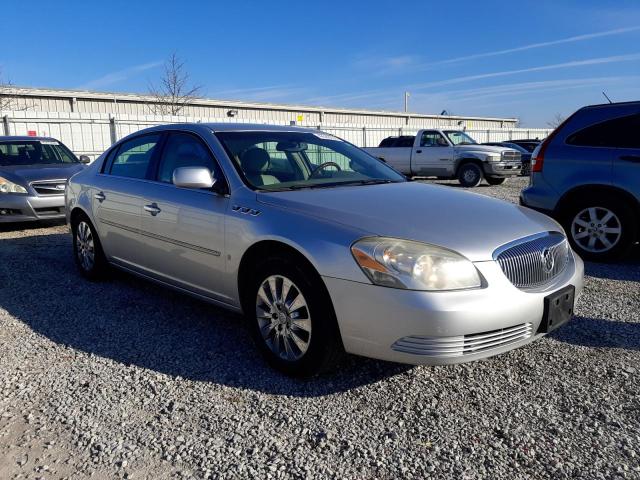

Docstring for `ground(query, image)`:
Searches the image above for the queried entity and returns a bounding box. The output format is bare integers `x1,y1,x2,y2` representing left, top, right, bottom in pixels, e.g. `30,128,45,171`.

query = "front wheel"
562,198,637,261
457,163,483,188
486,176,507,186
247,256,343,376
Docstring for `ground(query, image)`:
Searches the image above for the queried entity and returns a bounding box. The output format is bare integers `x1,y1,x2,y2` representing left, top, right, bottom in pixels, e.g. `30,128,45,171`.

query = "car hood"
256,182,562,262
454,144,513,155
0,163,84,184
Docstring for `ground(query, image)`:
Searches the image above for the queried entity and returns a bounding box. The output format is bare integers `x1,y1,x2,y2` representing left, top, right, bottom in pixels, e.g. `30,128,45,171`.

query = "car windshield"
215,130,406,191
516,142,540,152
444,131,477,145
0,140,79,166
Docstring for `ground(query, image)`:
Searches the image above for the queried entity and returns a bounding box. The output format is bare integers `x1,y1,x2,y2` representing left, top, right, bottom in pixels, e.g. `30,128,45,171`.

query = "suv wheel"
72,214,108,279
247,256,342,377
563,198,637,261
457,163,483,188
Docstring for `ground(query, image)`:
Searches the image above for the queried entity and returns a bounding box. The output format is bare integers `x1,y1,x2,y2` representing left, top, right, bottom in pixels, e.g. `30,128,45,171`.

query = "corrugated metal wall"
0,111,551,161
4,87,519,129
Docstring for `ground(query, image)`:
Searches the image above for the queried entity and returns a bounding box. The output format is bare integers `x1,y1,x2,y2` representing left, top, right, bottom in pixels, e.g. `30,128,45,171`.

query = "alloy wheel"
571,207,622,253
255,275,312,361
76,221,95,271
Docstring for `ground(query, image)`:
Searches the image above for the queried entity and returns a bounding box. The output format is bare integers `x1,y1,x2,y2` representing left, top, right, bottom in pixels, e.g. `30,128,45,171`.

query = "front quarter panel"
224,188,374,305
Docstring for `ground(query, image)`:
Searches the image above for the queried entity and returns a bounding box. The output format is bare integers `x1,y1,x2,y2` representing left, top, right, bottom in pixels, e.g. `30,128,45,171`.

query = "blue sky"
1,0,639,126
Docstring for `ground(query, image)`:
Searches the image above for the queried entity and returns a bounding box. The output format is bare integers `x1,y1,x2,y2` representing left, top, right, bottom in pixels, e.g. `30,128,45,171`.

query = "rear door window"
567,114,640,149
109,134,160,179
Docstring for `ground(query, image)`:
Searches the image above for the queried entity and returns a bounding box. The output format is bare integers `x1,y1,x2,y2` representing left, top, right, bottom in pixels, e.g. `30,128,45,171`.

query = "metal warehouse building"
1,86,549,159
4,86,518,129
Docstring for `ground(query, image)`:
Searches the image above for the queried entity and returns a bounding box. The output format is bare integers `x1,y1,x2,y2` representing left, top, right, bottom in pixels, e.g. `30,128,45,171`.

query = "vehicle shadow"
0,233,410,397
551,315,640,351
583,245,640,282
0,218,66,233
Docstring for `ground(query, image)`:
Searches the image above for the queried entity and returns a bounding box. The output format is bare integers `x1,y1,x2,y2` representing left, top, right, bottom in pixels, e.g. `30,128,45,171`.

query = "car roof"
582,100,640,109
0,136,60,142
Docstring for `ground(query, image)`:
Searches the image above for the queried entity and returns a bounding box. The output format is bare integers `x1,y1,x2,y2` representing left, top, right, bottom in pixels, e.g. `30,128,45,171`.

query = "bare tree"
546,112,566,129
147,53,202,115
0,69,16,111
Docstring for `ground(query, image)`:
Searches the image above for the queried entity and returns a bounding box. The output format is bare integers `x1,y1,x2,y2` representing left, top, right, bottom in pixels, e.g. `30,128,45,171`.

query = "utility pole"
404,91,410,112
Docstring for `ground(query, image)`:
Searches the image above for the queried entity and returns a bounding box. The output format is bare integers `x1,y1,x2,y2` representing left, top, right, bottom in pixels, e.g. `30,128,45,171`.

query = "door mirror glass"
172,166,216,189
79,155,91,164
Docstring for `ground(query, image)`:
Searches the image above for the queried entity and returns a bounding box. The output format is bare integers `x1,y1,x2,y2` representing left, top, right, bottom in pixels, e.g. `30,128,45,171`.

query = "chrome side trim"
99,219,221,257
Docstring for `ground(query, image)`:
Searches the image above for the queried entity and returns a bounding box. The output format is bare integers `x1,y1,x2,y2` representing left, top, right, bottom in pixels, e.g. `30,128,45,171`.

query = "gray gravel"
1,176,639,479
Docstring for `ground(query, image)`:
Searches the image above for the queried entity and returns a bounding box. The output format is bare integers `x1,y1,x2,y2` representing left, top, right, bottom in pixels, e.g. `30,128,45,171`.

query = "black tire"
71,212,108,280
457,162,484,188
561,197,637,262
486,176,507,186
245,255,343,377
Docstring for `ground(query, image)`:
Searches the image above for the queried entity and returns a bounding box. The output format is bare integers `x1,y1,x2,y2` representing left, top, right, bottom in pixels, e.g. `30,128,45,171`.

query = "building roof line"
1,85,518,123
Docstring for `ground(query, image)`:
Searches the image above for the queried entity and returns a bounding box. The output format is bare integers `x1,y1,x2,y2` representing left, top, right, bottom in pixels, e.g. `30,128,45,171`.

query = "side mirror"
172,166,216,189
79,155,91,164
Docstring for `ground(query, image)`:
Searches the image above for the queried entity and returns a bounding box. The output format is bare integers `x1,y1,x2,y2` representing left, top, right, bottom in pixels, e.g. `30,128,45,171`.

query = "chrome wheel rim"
256,275,311,361
76,221,95,271
571,207,622,253
463,167,478,183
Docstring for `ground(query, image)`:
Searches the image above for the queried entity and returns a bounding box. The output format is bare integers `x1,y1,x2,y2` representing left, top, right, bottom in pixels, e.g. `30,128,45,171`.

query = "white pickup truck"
363,129,522,187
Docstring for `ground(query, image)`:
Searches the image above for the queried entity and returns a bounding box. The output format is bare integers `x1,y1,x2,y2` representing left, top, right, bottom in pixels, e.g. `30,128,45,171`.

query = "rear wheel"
457,163,483,188
72,213,108,280
486,176,507,186
246,256,342,376
562,198,637,261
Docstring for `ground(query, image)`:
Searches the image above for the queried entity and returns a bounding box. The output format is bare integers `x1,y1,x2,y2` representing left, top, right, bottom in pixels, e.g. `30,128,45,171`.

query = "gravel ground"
0,176,638,479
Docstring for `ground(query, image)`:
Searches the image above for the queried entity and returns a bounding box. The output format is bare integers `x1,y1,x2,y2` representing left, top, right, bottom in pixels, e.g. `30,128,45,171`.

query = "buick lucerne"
65,124,584,376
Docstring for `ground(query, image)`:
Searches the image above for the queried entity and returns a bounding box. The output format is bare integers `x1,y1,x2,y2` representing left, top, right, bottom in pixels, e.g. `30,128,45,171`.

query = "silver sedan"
65,123,584,376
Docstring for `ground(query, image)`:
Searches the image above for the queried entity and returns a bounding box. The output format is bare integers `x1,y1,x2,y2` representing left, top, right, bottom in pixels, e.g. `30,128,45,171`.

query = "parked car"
483,142,532,175
0,136,89,222
521,101,640,261
66,123,583,376
508,139,541,153
363,129,522,187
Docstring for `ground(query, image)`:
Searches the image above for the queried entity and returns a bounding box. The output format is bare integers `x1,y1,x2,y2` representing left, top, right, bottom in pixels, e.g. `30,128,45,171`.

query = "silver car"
65,124,584,376
0,136,89,222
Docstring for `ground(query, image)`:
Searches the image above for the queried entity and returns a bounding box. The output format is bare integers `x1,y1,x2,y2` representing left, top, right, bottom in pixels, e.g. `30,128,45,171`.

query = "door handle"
620,155,640,163
144,203,161,216
94,192,105,202
415,149,422,154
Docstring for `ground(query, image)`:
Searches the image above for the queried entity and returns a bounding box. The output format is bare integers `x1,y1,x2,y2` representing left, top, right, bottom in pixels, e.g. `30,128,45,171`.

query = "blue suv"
521,101,640,261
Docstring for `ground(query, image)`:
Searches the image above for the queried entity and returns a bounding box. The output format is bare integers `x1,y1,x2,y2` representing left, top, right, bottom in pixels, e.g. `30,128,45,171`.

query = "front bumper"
0,193,66,222
484,161,522,177
324,252,584,365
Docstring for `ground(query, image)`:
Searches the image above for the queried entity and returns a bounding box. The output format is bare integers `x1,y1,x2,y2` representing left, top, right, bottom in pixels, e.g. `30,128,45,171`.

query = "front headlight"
0,177,28,194
351,237,482,291
487,155,502,162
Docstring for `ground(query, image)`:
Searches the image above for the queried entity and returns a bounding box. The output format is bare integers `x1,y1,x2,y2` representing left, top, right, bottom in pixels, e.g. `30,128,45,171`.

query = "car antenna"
602,91,613,104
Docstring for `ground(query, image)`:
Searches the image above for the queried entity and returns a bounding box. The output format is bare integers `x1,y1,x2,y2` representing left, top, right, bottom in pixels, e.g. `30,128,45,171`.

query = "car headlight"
351,237,482,291
0,177,28,194
487,155,502,162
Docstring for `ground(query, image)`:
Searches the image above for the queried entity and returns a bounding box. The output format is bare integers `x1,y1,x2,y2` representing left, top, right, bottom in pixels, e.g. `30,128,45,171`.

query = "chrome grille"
392,323,533,357
501,151,521,162
30,180,67,196
495,232,569,290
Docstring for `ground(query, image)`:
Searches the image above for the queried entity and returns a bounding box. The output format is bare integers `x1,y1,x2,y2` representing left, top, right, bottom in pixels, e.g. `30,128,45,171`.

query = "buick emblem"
541,248,555,273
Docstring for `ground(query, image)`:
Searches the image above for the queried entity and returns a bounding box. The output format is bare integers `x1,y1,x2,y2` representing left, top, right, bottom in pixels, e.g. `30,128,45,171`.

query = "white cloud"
78,61,162,90
425,26,640,67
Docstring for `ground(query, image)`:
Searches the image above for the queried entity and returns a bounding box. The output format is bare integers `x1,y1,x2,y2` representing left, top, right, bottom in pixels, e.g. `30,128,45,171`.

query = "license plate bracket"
539,285,575,334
